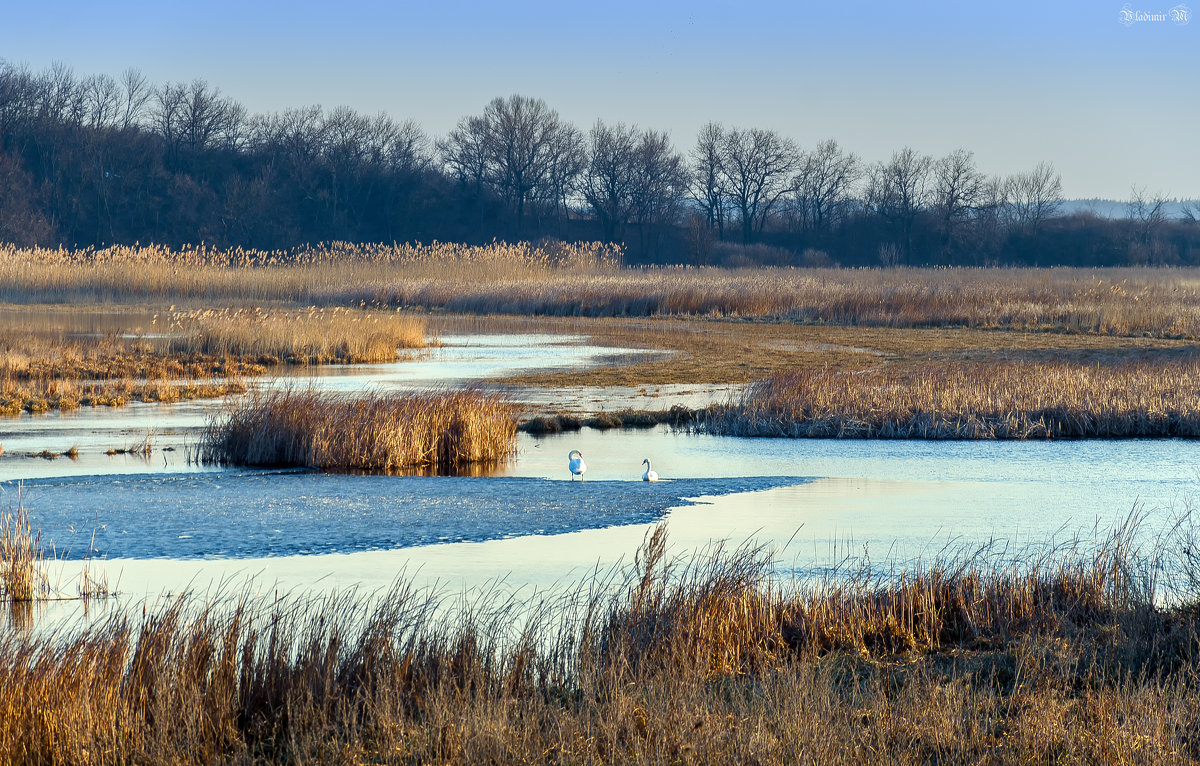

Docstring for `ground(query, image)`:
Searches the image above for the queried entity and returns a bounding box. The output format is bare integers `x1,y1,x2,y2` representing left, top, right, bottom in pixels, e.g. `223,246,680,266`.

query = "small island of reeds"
201,388,517,472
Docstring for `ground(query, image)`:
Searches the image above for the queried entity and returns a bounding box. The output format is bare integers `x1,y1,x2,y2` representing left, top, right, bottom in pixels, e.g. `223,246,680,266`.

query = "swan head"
642,458,650,466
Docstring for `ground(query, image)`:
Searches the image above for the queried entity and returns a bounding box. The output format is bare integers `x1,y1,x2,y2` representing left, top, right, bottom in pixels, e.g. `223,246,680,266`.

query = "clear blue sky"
2,0,1195,198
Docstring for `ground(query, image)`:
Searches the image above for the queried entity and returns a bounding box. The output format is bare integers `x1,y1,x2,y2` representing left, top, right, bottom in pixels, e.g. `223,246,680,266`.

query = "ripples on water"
13,472,806,559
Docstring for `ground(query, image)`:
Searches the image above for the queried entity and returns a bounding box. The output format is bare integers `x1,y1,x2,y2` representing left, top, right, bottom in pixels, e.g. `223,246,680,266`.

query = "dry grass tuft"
202,388,517,472
0,488,48,602
707,360,1200,438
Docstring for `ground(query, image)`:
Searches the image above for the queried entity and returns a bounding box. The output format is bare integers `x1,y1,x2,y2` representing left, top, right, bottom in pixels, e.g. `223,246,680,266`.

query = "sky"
1,0,1196,199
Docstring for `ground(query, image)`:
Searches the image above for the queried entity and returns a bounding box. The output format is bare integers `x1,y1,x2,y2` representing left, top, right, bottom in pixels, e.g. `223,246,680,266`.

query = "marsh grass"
0,489,48,602
0,240,620,304
165,306,426,363
0,302,418,414
4,243,1200,337
0,375,246,416
2,521,1199,763
202,388,517,472
708,359,1200,439
1,305,425,380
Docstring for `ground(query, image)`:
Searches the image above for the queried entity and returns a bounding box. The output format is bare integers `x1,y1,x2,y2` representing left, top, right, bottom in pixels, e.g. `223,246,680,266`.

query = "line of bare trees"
1,60,1197,266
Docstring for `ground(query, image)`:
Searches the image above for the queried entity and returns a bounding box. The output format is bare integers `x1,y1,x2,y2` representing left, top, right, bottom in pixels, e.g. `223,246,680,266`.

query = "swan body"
568,450,587,480
641,458,659,482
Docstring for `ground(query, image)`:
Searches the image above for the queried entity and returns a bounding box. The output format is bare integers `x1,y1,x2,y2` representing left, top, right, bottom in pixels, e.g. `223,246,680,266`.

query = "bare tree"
441,95,572,232
690,122,727,239
119,68,152,130
82,74,122,129
793,139,860,235
971,176,1008,262
534,122,585,227
581,120,638,241
932,148,986,256
1004,161,1062,236
631,129,688,256
719,127,799,243
865,147,933,260
1181,199,1200,224
35,62,85,128
1128,186,1168,233
154,80,245,156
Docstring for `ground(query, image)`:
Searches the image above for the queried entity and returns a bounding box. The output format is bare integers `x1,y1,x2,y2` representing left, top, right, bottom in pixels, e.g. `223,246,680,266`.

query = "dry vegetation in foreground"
704,360,1200,439
0,489,111,610
4,242,1200,337
2,523,1200,763
201,388,517,472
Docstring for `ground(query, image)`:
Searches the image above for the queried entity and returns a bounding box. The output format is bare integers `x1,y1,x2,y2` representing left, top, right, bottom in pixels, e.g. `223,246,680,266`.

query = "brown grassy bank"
705,360,1200,439
1,306,426,378
1,524,1199,763
201,388,517,472
0,376,246,417
0,305,425,414
4,243,1200,338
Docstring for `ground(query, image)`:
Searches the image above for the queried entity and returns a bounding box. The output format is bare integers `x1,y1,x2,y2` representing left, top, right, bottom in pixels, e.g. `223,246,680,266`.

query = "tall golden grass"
706,360,1200,438
0,521,1196,763
202,388,517,472
0,375,245,417
4,242,1200,337
0,240,621,304
0,305,425,414
165,306,426,363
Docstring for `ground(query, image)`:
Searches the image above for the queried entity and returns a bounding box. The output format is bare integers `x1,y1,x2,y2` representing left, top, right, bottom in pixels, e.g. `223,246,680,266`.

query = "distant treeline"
1,61,1198,266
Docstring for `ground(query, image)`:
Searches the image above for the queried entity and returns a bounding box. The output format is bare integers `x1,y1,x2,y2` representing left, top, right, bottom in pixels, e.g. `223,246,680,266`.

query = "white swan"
568,449,587,481
641,458,659,482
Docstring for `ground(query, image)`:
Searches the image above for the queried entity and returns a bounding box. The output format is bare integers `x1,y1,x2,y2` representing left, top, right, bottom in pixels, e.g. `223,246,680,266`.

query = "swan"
641,458,659,482
568,449,587,481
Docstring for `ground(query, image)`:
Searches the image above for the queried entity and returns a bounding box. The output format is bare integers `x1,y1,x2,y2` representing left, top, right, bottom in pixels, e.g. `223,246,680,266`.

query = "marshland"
1,240,1200,763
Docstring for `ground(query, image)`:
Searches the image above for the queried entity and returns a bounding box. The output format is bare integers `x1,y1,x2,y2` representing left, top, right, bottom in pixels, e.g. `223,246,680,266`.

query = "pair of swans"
567,450,659,482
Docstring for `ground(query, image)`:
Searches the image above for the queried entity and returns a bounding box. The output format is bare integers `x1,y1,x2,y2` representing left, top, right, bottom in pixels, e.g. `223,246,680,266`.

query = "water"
2,333,1199,617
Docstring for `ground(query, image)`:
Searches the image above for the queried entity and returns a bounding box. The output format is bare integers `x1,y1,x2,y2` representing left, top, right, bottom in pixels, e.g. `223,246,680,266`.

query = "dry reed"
164,306,426,363
707,359,1200,438
4,243,1200,338
0,520,1196,763
0,488,48,602
202,388,517,472
0,375,245,416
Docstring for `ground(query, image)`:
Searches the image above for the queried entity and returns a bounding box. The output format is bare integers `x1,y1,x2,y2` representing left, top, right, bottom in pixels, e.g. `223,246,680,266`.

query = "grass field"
2,241,1198,428
3,243,1200,336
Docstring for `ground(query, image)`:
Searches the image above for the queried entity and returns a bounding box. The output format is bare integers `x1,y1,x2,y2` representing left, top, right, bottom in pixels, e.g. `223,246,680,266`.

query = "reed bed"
0,304,425,415
165,306,426,364
0,306,425,379
202,388,517,472
1,522,1198,763
0,375,245,416
0,240,621,304
706,359,1200,439
4,243,1200,337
